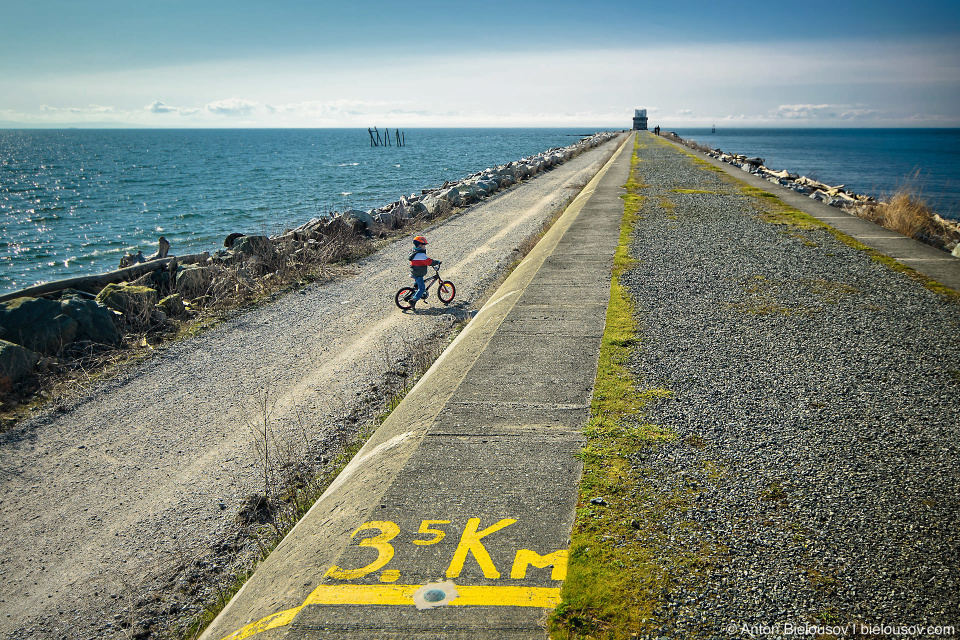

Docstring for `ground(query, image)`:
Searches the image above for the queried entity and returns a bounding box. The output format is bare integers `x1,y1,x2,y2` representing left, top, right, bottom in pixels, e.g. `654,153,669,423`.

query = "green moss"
551,135,726,639
659,195,676,214
734,184,960,303
671,188,720,195
734,277,860,316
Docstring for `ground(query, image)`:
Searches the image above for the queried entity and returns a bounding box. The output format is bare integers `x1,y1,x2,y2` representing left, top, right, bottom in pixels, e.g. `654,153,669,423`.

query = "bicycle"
395,262,456,310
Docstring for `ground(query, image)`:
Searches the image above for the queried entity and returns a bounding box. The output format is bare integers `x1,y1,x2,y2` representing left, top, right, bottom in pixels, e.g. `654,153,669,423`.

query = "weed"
807,568,840,595
760,482,789,504
658,195,676,214
816,606,842,624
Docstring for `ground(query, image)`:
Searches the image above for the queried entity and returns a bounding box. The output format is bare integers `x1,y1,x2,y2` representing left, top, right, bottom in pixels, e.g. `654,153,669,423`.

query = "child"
408,235,439,311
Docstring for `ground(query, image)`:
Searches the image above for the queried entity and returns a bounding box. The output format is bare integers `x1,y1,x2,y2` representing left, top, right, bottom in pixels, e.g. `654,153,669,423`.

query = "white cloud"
146,100,199,116
772,104,881,121
148,100,177,113
205,98,258,116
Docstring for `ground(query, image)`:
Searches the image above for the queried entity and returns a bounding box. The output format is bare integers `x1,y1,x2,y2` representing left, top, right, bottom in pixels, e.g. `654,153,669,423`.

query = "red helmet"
413,235,428,245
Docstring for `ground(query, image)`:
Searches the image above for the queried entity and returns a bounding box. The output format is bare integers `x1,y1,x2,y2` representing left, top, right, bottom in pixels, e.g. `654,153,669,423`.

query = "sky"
1,0,958,129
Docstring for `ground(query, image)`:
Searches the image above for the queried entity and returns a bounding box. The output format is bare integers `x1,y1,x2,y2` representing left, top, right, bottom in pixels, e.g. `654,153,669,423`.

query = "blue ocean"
2,128,958,297
671,128,960,221
0,128,602,296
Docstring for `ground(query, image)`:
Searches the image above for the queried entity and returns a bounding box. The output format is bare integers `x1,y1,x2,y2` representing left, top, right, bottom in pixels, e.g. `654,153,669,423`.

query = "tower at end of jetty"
633,108,648,130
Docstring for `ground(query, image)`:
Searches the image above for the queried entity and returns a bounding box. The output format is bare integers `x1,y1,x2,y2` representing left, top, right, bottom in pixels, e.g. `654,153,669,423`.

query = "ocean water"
670,128,960,221
0,128,603,296
5,128,958,298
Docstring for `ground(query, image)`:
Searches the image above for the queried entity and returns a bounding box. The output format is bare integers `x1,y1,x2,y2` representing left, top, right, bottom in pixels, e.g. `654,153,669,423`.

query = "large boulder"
0,297,79,355
96,283,159,320
421,194,452,218
373,209,399,227
438,187,462,207
391,201,409,221
158,294,186,318
457,182,483,203
233,235,274,259
60,294,121,346
475,179,498,195
340,209,375,231
175,265,213,299
0,339,39,385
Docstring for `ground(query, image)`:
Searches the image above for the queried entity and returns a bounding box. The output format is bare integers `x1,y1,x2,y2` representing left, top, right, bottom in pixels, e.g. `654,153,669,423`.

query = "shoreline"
0,131,620,402
664,127,960,221
0,128,618,297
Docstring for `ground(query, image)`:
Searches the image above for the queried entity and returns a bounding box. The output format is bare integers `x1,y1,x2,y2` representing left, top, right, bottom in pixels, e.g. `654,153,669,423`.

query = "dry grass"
860,184,960,250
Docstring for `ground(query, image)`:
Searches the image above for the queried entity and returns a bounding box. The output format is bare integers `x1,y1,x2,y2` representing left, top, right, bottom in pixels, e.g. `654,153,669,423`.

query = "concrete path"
658,136,960,292
199,135,635,640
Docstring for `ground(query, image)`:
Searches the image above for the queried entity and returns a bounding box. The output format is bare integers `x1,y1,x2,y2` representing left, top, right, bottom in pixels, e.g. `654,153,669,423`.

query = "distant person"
654,125,661,136
408,235,439,311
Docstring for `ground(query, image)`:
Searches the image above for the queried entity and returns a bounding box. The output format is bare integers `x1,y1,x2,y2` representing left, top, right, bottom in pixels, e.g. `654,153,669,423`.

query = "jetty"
3,132,958,640
198,133,959,639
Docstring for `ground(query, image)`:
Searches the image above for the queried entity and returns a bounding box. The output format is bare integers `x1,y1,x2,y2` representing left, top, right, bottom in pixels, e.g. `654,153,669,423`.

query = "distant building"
632,108,648,131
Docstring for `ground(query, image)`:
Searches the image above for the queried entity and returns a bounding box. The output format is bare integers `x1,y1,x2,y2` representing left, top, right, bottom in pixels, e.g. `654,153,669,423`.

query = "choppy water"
0,128,603,295
670,128,960,221
5,127,957,297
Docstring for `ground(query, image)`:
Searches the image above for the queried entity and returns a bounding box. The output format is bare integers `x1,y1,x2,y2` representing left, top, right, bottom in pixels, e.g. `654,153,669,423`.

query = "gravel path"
0,135,623,640
619,137,959,638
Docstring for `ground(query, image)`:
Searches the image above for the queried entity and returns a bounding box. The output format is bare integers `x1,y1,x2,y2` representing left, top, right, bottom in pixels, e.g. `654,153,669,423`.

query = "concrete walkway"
658,135,960,292
200,134,635,640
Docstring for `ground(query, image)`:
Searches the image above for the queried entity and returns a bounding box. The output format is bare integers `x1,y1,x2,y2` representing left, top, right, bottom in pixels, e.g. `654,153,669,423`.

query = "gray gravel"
0,135,624,640
619,138,959,639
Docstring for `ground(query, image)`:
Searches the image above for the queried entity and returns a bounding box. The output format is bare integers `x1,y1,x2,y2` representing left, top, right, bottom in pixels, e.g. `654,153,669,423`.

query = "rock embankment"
0,132,619,392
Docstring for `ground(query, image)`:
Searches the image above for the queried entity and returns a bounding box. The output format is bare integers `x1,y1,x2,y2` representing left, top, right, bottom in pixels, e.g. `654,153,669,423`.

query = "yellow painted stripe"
304,583,419,605
219,585,561,640
453,585,562,608
219,605,303,640
304,584,561,608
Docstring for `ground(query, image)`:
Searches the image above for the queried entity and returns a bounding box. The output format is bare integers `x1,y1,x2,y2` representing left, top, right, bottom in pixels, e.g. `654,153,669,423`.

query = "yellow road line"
219,584,561,640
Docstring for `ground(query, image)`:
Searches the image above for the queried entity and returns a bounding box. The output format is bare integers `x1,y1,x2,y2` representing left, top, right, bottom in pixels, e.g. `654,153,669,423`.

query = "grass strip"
740,185,960,303
549,136,678,639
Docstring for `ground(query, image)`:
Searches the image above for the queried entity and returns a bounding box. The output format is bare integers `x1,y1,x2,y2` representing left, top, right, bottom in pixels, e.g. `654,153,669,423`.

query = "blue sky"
2,0,958,128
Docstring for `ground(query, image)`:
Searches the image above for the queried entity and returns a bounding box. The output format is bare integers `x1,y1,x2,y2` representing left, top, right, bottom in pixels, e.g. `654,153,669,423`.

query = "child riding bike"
408,235,439,311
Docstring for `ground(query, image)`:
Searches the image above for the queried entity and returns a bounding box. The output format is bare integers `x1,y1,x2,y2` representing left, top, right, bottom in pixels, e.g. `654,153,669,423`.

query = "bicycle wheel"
438,281,456,304
395,287,415,310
